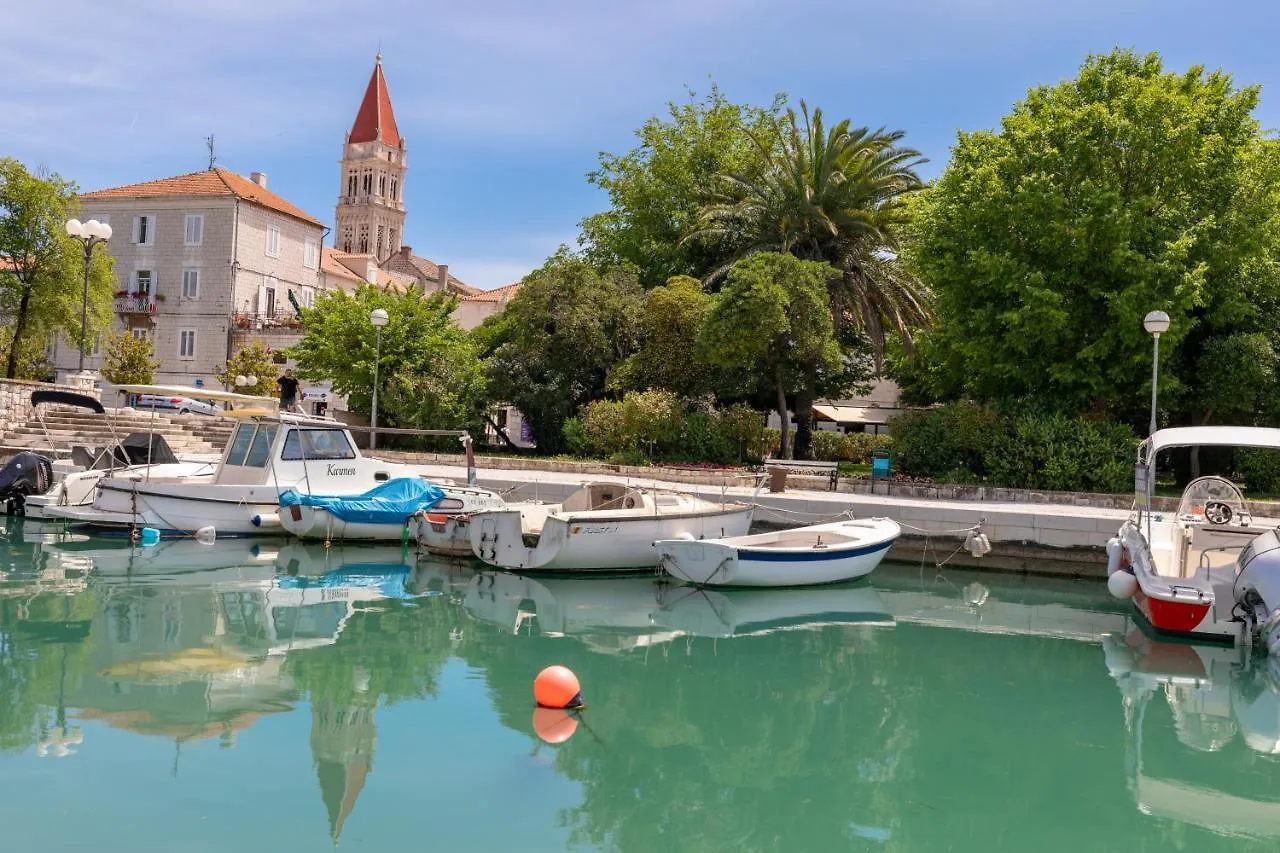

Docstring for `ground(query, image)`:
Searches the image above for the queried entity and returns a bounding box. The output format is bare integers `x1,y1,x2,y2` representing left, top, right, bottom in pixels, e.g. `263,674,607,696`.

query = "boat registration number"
571,524,621,536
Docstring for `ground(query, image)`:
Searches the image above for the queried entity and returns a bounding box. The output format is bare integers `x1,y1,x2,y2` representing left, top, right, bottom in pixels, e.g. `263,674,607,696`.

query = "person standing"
277,368,299,412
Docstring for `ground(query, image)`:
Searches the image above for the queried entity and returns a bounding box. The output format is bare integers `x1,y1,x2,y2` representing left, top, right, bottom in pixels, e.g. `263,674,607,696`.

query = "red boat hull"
1133,590,1215,637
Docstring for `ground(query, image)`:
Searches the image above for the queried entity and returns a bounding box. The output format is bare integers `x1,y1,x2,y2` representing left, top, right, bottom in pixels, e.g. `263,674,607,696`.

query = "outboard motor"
1234,529,1280,656
0,452,53,516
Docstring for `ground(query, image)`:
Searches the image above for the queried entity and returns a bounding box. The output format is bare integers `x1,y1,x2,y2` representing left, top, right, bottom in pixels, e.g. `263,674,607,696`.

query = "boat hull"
471,504,754,572
278,503,415,542
47,480,285,537
656,518,900,587
1117,521,1238,643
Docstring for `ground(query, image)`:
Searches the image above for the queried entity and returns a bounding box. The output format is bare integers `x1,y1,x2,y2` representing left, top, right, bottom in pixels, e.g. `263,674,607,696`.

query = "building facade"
57,168,326,393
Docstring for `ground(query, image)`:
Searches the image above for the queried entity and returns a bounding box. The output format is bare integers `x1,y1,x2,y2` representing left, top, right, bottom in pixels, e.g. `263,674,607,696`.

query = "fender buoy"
534,665,583,709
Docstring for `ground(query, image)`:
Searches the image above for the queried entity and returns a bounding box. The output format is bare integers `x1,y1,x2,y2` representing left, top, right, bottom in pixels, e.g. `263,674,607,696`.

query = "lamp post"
64,218,113,375
1143,310,1171,437
369,308,389,450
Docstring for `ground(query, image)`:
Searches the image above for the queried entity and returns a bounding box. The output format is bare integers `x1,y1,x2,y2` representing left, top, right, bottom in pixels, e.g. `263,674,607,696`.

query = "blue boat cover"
278,477,446,524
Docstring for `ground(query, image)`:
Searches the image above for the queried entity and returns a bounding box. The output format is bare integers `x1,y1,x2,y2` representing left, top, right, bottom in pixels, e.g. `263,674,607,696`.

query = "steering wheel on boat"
1204,500,1233,525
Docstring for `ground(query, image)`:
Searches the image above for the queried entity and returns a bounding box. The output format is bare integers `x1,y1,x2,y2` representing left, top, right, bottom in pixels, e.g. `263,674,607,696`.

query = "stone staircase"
1,406,234,459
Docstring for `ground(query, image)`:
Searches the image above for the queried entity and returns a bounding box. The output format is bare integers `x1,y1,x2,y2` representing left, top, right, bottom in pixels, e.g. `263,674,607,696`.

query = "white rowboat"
655,517,900,587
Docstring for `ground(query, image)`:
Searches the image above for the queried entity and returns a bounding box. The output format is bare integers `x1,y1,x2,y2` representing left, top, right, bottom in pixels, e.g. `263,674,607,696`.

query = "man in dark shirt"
277,369,299,412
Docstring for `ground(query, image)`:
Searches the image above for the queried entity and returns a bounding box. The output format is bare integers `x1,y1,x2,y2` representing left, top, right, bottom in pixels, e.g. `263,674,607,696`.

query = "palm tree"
688,102,933,458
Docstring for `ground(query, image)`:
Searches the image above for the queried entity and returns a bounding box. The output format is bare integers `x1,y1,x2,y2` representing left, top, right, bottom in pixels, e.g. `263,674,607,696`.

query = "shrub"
889,401,1136,493
712,404,768,463
1237,448,1280,494
623,389,683,456
562,417,587,457
581,400,628,457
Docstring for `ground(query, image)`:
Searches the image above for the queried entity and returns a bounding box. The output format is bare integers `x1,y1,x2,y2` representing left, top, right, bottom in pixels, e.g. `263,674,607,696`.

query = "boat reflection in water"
652,581,893,638
1103,627,1280,838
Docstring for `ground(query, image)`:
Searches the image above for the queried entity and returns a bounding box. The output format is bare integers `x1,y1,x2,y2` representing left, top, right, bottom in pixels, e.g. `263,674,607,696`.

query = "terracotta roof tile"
462,281,523,303
320,247,362,282
348,58,402,148
81,168,323,227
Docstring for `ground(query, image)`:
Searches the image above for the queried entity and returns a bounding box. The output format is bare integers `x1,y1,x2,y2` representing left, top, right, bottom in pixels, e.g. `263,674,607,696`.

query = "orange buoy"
532,707,579,744
533,665,582,709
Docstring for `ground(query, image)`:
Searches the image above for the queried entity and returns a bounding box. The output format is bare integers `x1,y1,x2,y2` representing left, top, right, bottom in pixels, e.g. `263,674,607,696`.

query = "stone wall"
0,377,102,433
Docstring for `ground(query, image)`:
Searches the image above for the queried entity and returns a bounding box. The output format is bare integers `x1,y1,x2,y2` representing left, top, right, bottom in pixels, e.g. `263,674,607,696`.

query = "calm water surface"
3,518,1280,852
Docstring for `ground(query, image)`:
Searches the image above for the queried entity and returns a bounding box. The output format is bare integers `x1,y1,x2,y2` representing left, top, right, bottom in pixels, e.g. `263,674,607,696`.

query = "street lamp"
369,308,389,450
234,375,258,389
65,218,113,375
1143,310,1171,437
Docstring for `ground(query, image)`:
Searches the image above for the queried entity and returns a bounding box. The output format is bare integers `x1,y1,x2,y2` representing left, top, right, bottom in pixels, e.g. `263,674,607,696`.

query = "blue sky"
4,0,1280,290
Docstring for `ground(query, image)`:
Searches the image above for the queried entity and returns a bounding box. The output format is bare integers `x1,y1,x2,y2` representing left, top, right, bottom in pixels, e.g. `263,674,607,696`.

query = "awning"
811,404,903,425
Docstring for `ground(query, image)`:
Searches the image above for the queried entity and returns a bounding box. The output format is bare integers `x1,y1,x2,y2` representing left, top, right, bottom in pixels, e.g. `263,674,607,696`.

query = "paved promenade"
406,458,1127,577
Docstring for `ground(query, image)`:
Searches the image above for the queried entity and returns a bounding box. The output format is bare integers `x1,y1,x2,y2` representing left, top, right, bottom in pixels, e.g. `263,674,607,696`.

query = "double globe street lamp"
369,308,389,450
64,218,113,375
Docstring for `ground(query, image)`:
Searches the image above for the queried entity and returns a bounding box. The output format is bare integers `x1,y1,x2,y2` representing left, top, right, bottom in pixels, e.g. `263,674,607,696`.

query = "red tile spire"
348,55,402,148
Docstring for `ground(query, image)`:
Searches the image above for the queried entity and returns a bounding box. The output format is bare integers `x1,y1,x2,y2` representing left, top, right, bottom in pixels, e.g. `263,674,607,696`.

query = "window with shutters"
184,214,203,246
181,268,200,299
266,227,280,258
304,240,318,269
134,270,152,295
178,329,197,359
133,215,154,246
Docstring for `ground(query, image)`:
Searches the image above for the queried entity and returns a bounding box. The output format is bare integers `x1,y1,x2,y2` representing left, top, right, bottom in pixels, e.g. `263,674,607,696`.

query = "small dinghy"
278,477,449,542
655,517,900,587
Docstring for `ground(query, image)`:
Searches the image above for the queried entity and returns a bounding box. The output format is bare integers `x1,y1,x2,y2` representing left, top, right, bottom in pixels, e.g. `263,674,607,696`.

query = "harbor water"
2,519,1279,852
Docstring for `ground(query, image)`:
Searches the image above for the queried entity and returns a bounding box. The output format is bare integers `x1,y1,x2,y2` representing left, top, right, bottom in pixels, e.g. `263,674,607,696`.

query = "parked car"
132,395,219,416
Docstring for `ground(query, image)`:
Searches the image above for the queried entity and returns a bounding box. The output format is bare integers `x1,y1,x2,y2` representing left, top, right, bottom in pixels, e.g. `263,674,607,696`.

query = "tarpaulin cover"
278,477,445,524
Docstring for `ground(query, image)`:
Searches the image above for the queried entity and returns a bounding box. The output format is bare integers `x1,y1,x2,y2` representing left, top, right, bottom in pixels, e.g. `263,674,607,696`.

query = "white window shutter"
258,277,268,316
132,216,140,244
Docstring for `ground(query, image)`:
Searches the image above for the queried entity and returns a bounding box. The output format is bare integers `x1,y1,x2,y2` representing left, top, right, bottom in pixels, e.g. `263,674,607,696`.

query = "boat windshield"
224,423,279,468
280,428,356,461
1175,476,1248,524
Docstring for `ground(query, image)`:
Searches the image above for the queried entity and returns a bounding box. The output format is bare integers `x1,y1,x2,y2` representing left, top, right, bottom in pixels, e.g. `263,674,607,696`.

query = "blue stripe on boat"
736,540,893,563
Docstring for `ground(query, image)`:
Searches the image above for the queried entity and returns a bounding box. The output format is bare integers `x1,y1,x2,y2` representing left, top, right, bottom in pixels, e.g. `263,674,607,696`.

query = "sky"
4,0,1280,291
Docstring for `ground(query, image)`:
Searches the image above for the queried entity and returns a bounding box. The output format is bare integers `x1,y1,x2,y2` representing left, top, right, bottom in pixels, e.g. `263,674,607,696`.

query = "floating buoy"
1108,570,1138,600
534,665,582,709
139,527,160,547
195,526,217,545
532,707,579,744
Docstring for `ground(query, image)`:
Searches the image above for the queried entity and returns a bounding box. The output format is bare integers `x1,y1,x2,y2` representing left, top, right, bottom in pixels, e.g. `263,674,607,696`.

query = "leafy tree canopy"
700,252,841,458
581,83,784,289
0,158,113,378
904,49,1277,425
216,341,280,397
291,285,487,434
100,332,159,386
480,250,644,453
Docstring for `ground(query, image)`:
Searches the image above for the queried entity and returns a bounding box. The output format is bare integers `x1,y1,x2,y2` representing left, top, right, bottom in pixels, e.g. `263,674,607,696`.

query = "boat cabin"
214,414,407,489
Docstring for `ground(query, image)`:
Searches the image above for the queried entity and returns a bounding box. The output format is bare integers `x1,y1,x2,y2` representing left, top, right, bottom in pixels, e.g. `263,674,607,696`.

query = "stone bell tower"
335,55,406,261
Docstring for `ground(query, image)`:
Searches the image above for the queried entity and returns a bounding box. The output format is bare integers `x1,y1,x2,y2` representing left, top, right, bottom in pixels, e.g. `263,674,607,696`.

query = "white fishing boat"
46,384,430,538
412,487,508,555
1107,426,1280,645
468,483,754,572
3,390,218,520
653,582,894,637
655,517,900,587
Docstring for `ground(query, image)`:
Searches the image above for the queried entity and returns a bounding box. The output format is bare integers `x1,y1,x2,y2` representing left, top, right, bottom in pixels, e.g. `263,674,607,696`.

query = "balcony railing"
233,311,303,332
113,295,158,315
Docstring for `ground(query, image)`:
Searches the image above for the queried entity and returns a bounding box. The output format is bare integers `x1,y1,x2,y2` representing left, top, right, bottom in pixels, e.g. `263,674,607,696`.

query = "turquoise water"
3,518,1280,852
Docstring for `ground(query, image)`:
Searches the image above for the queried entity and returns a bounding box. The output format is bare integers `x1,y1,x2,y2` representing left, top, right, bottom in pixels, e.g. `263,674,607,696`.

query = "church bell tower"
335,55,406,261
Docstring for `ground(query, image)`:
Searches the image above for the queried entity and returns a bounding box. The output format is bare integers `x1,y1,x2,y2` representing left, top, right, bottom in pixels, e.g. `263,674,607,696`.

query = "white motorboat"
468,483,754,572
1102,627,1280,838
413,487,508,555
655,516,900,587
1107,426,1280,645
652,582,894,637
3,390,217,520
46,384,431,538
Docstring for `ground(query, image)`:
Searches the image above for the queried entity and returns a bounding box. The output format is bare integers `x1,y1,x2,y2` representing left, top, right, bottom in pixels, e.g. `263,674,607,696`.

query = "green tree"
479,251,643,453
608,275,719,397
700,253,841,459
690,103,930,457
0,325,52,381
216,341,280,396
581,84,784,289
906,49,1276,425
100,332,159,385
0,159,113,378
290,285,487,433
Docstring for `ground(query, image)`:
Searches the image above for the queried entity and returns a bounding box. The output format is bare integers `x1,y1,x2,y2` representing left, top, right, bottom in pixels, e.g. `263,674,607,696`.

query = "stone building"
56,168,326,392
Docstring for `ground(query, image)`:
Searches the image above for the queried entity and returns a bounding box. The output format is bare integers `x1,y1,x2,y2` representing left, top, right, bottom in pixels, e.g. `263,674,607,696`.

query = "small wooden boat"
655,517,900,587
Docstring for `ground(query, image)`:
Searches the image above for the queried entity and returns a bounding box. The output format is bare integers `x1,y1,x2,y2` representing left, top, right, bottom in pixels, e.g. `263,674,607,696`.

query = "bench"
764,458,840,491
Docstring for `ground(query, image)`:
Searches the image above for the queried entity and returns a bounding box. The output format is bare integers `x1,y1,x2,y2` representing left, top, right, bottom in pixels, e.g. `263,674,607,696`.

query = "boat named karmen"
655,517,901,587
469,483,753,572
